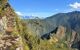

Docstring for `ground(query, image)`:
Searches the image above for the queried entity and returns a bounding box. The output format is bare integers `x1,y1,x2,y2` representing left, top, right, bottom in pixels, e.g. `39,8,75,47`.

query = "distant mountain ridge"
21,16,35,19
45,11,80,33
21,16,41,19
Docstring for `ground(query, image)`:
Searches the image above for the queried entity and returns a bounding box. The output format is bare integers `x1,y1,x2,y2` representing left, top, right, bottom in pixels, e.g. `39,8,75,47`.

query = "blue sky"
9,0,80,18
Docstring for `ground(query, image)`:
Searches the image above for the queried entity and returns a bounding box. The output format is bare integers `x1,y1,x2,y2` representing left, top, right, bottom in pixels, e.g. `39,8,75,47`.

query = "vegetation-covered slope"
24,11,80,50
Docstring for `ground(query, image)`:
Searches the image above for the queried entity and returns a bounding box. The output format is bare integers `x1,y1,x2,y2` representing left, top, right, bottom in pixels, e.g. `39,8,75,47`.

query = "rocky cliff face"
0,0,15,33
42,25,80,50
0,0,26,50
56,26,66,39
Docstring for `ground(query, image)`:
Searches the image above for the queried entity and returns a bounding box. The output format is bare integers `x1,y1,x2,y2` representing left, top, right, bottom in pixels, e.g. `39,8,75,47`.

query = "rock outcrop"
0,0,24,50
0,34,23,50
56,26,66,39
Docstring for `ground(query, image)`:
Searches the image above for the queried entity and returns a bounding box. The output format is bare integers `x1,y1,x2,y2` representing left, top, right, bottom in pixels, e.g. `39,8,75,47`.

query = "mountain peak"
67,11,80,14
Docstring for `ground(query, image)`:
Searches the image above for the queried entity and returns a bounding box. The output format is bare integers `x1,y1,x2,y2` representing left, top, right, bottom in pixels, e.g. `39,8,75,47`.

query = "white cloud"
69,2,80,9
55,9,58,11
15,11,23,16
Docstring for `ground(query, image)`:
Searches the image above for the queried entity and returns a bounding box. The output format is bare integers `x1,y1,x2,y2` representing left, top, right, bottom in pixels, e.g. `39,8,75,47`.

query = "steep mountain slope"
0,0,29,50
24,19,53,37
45,11,80,34
24,11,80,50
